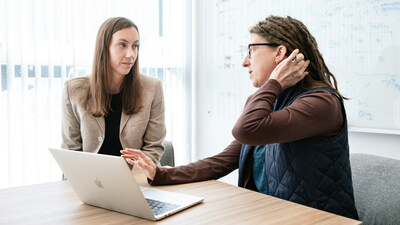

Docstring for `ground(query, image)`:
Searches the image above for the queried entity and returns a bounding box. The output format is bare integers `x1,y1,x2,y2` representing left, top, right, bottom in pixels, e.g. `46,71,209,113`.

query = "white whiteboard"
205,0,400,134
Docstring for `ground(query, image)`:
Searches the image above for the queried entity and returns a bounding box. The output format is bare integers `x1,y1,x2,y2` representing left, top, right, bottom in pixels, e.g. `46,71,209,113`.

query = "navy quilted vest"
238,84,359,219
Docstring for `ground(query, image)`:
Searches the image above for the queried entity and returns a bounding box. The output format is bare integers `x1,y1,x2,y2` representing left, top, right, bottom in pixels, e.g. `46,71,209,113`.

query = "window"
0,0,192,188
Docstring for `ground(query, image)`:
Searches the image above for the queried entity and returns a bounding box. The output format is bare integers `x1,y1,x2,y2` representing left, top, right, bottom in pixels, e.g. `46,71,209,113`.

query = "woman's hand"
121,149,157,180
269,49,310,89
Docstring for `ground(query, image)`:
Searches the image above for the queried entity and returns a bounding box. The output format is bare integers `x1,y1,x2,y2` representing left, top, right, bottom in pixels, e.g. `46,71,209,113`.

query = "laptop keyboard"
146,198,180,216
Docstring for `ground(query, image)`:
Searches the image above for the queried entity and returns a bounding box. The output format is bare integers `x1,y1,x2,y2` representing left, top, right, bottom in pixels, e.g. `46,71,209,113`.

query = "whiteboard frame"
348,127,400,135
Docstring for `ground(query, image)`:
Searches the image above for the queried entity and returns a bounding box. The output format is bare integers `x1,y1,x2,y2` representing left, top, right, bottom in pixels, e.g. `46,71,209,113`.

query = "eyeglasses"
248,43,279,59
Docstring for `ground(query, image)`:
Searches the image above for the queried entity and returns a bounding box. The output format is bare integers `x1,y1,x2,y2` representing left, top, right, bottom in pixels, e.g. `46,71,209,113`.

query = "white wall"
191,0,239,185
192,1,400,186
349,132,400,160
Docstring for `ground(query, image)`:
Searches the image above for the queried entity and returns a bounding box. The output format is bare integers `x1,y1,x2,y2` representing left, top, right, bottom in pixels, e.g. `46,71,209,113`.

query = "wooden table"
0,171,362,225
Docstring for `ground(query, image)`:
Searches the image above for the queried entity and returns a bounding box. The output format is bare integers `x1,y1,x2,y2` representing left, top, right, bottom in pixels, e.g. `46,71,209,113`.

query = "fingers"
291,51,309,78
136,158,155,171
294,53,304,63
121,149,157,180
270,49,310,89
298,60,310,80
286,49,306,66
288,49,300,61
302,60,310,71
121,148,146,159
120,148,155,167
125,158,138,166
293,57,309,75
285,50,309,72
292,55,305,67
121,149,143,165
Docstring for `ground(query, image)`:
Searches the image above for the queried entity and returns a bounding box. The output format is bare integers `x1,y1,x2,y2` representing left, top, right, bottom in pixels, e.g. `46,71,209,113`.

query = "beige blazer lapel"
95,116,105,134
120,113,131,134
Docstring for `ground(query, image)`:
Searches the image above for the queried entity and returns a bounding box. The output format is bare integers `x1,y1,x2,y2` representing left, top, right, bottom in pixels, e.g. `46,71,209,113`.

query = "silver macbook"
49,148,203,221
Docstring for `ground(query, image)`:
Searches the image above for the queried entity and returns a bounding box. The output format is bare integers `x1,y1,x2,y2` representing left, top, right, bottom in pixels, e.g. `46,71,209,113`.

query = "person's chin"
252,82,260,88
119,69,131,75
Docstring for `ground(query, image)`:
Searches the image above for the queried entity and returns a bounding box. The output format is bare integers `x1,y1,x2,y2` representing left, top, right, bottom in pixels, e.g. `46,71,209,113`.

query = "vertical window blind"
0,0,192,188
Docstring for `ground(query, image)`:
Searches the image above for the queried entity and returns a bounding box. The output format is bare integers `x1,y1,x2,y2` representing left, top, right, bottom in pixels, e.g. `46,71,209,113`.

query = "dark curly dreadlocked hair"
250,15,347,100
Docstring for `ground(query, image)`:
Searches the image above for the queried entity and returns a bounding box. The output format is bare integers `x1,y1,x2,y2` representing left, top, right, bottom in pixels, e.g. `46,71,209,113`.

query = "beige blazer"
61,74,166,165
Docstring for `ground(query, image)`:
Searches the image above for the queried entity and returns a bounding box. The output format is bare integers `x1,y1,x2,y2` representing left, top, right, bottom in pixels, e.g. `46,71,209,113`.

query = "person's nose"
242,55,250,67
126,47,136,58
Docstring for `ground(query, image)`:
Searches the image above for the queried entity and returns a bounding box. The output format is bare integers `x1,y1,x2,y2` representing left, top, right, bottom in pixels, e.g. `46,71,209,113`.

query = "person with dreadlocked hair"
121,15,359,219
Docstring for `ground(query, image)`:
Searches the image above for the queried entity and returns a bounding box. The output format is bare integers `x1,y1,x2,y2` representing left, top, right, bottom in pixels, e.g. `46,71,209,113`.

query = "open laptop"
49,148,203,221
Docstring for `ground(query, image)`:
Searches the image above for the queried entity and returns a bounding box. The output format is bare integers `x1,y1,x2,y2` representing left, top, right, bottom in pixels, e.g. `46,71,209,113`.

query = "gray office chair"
160,140,175,167
350,153,400,225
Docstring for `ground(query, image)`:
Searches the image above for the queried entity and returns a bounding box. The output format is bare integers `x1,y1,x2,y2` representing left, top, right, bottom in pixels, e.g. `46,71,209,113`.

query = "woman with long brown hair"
62,17,166,165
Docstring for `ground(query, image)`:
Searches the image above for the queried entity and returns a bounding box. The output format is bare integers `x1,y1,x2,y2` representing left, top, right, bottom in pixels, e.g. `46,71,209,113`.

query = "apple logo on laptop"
94,178,104,189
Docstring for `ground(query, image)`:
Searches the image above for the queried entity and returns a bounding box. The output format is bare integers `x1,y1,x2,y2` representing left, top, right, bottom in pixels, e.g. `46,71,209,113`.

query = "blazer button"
98,137,103,142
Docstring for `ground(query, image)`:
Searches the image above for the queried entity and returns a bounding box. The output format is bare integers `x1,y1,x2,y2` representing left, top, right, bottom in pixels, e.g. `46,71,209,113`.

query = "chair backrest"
350,153,400,225
160,140,175,167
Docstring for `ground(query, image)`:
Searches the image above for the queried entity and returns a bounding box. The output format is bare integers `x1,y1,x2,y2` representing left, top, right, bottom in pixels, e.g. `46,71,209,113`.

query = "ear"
275,45,288,64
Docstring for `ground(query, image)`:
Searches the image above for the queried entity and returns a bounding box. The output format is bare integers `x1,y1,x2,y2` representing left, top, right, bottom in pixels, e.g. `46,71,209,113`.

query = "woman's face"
108,27,139,78
242,33,278,88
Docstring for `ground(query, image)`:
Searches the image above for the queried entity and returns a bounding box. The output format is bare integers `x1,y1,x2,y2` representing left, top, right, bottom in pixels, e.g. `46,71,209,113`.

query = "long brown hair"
73,17,142,116
250,15,347,100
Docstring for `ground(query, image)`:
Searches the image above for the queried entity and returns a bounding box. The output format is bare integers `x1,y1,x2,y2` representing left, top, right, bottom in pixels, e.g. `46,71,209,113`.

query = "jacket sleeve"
61,80,82,151
150,140,242,185
141,80,166,165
